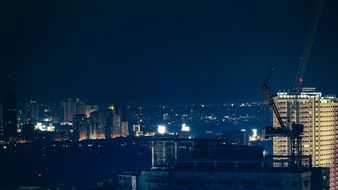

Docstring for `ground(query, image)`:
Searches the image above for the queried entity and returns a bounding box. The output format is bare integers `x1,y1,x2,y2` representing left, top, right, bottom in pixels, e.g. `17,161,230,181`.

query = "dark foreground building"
117,137,329,190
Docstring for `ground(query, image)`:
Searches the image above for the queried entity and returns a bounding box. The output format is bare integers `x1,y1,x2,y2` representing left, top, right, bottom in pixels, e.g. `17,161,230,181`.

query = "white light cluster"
157,125,166,134
35,123,47,131
252,129,257,137
35,123,55,132
277,92,322,99
47,124,55,132
249,128,260,141
181,124,190,132
61,122,73,126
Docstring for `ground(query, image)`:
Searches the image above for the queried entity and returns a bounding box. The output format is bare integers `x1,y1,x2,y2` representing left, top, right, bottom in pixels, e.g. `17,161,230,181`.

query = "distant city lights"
249,128,260,141
60,122,73,126
35,123,47,131
35,122,55,132
47,124,55,132
157,125,166,134
252,129,258,137
181,124,190,132
108,105,114,111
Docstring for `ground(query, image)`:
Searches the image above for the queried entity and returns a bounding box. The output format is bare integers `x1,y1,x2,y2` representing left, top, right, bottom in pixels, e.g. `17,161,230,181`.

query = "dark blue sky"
1,0,337,103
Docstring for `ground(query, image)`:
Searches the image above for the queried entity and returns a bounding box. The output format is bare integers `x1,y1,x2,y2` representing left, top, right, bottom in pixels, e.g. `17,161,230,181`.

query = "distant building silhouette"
21,100,40,123
62,98,86,122
73,114,89,141
121,121,129,137
112,114,121,138
89,111,107,139
132,124,143,137
115,104,127,121
1,93,18,142
85,105,98,118
86,107,129,140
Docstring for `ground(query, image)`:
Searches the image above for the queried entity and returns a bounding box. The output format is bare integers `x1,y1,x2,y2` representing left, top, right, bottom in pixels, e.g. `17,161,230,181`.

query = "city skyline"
1,0,338,103
1,0,337,189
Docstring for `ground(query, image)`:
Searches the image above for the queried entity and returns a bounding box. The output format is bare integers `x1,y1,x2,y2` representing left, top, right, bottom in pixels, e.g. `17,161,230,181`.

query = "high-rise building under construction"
271,87,338,189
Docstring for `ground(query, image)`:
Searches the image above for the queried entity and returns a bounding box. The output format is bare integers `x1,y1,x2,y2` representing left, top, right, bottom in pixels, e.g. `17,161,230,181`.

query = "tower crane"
263,0,325,167
263,68,304,166
292,0,325,124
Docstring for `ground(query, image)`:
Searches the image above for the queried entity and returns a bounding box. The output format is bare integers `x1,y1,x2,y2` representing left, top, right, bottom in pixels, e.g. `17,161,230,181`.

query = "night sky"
1,0,337,103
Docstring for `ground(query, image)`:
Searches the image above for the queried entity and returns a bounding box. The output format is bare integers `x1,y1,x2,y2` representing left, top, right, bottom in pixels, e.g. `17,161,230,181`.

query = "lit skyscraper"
85,105,98,118
115,104,127,121
75,99,86,116
62,98,86,122
121,121,129,137
112,114,121,138
63,99,75,122
89,111,107,139
331,106,338,189
271,88,338,189
22,100,39,123
87,108,128,140
73,114,89,141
